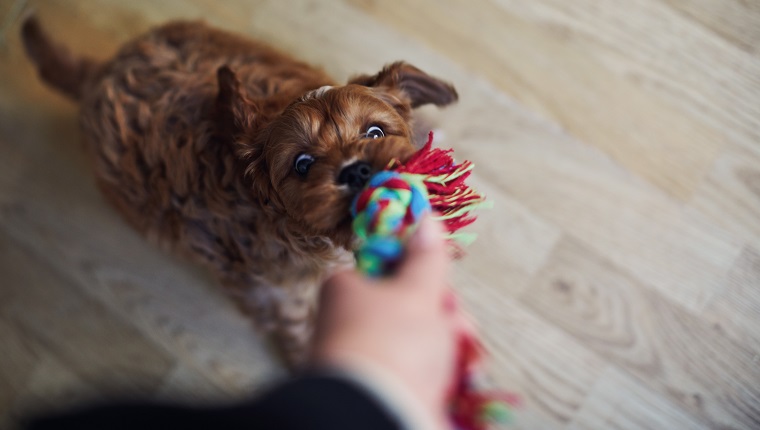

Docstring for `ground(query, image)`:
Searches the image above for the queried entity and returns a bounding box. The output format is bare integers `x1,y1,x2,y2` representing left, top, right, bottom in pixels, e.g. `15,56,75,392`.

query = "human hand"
311,216,461,428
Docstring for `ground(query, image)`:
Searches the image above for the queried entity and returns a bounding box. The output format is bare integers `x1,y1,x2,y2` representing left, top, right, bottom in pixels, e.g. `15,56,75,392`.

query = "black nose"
338,161,372,190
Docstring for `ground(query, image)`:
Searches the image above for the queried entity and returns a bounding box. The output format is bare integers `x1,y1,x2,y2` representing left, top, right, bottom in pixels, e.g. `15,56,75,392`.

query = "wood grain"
451,269,607,429
662,0,760,55
703,240,760,354
454,178,561,296
439,101,743,312
521,237,760,428
1,0,759,428
490,0,760,152
11,355,99,423
691,144,760,238
0,231,176,396
568,367,711,430
0,318,42,428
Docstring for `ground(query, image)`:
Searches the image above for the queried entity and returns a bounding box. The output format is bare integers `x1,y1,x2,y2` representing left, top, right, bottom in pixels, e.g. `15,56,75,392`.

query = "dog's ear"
348,62,458,108
216,66,258,134
240,139,286,212
218,67,278,208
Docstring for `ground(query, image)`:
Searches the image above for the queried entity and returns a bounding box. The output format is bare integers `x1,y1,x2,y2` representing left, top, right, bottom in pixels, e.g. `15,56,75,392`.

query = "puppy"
21,17,458,366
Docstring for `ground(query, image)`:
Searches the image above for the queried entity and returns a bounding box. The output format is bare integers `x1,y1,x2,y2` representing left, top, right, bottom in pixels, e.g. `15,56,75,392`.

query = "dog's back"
20,18,338,282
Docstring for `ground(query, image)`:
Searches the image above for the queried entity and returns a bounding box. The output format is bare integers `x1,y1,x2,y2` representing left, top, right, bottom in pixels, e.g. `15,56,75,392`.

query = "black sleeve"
24,374,404,430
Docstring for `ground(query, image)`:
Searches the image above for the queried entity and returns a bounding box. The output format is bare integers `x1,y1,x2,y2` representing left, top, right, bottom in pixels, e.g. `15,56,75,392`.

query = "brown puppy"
21,17,458,366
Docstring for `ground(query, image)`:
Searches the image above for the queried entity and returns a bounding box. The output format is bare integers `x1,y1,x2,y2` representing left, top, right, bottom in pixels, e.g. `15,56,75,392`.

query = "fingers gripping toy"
350,132,520,430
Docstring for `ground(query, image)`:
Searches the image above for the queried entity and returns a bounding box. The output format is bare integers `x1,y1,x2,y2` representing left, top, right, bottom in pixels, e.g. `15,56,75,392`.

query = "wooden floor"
1,0,759,428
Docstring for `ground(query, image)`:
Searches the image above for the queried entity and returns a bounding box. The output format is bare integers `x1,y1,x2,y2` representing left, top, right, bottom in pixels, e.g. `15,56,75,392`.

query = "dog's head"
218,62,457,247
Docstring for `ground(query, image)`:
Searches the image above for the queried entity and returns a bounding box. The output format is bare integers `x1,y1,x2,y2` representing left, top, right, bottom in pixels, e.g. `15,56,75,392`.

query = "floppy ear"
217,67,280,208
241,143,279,209
348,61,458,108
216,65,258,135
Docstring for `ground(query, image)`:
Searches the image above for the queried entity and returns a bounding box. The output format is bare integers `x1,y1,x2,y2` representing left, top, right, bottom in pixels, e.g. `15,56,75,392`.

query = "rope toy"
351,132,520,430
350,171,430,276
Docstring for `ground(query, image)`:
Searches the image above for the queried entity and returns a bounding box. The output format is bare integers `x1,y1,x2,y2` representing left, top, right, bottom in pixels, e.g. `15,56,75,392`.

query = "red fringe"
394,132,484,239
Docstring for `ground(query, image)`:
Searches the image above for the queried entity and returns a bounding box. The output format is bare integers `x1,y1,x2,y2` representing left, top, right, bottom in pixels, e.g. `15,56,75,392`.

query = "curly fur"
22,17,458,366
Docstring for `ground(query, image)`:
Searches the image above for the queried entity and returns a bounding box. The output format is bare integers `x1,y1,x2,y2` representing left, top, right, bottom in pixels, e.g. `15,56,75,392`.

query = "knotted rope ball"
350,171,431,277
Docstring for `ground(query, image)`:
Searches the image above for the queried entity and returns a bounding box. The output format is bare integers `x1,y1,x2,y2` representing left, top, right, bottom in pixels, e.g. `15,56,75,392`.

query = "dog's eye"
365,125,385,139
294,154,315,176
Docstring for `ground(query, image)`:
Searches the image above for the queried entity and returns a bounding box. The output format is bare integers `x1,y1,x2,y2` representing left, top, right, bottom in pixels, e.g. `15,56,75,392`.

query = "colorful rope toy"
350,171,430,276
350,132,519,430
351,131,490,274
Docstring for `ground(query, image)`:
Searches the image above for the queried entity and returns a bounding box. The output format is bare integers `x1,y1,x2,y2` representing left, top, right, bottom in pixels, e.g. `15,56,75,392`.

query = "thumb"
319,269,366,307
392,215,450,292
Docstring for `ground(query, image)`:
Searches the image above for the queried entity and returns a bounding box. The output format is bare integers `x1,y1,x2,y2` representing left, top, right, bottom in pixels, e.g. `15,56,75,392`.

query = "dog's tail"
21,16,99,101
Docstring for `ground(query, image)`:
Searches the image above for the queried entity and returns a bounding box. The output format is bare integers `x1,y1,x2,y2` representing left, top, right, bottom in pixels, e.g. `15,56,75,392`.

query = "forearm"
23,372,417,430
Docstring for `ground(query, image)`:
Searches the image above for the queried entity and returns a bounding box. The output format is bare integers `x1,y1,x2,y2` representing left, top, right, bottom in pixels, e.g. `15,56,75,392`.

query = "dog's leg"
229,280,317,369
270,255,354,368
271,282,318,369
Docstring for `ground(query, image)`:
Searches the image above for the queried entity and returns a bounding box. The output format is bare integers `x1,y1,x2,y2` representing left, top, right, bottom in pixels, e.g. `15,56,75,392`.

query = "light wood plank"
691,144,760,238
153,363,232,404
703,240,760,354
489,0,760,152
661,0,760,55
11,355,99,423
455,178,561,297
0,318,43,428
569,367,710,430
451,270,608,429
442,99,742,312
522,237,760,428
0,232,177,397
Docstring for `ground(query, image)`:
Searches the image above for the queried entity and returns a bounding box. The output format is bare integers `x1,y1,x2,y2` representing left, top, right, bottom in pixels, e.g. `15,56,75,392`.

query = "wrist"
312,351,448,430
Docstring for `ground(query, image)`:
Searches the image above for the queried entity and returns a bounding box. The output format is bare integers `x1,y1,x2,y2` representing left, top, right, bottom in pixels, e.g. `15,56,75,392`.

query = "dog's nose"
338,161,373,190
